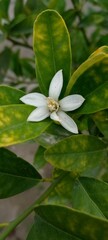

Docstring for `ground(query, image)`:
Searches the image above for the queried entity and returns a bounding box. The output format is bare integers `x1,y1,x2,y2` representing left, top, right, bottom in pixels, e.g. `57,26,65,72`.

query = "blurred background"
0,0,108,239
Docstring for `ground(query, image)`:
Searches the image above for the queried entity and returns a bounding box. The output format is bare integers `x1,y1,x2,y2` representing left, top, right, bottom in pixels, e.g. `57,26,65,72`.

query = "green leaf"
0,48,12,81
71,59,108,97
77,81,108,114
9,14,36,35
44,172,75,205
36,122,71,148
27,214,77,240
65,46,108,95
43,174,108,219
72,177,108,219
62,9,77,30
0,148,41,198
25,0,46,12
45,135,107,173
0,105,51,147
0,86,24,105
70,29,88,66
90,0,108,8
92,110,108,138
0,0,10,18
33,9,72,96
80,11,107,27
33,146,47,170
34,205,108,240
14,0,24,16
47,0,66,13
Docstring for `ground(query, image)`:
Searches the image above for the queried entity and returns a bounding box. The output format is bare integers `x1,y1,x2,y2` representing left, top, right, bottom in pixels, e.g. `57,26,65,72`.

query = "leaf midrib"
47,148,106,156
37,214,83,240
0,170,40,180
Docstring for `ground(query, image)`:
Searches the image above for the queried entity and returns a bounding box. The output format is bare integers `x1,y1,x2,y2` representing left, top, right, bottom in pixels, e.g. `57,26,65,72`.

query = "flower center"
47,97,59,112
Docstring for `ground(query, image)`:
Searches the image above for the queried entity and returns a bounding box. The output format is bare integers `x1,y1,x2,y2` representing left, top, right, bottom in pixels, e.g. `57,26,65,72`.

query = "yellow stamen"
47,97,59,112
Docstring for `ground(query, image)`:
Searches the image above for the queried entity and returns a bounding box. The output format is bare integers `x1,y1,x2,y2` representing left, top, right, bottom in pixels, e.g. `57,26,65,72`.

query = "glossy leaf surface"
77,81,108,114
0,148,41,198
33,9,71,96
34,205,108,240
93,110,108,138
44,173,108,219
0,86,24,105
45,135,107,172
72,177,108,219
0,105,51,147
66,46,108,95
27,214,77,240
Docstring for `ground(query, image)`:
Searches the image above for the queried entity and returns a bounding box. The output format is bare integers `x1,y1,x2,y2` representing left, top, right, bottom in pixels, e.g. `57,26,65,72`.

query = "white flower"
20,70,85,133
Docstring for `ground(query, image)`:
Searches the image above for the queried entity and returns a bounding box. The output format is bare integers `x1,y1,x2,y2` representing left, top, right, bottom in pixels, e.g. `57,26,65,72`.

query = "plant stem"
7,37,33,50
0,173,65,240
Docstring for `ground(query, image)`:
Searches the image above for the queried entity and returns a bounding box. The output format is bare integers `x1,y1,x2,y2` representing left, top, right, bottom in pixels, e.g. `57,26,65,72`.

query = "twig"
7,37,33,50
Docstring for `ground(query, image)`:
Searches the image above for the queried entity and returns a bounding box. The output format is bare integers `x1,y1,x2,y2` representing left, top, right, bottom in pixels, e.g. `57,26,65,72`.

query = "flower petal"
27,107,50,122
59,94,85,112
49,69,63,101
50,111,60,122
57,111,78,133
20,93,47,107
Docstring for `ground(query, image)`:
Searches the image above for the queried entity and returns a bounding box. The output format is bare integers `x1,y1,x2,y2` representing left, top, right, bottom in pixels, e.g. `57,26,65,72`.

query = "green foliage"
0,105,51,147
45,135,107,172
0,1,108,240
33,9,71,96
0,148,41,198
34,146,47,170
28,205,108,240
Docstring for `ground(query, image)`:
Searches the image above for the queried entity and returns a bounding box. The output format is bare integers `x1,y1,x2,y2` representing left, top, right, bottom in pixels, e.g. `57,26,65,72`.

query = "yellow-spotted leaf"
43,174,108,219
27,214,77,240
33,205,108,240
0,85,24,105
65,46,108,95
77,81,108,114
0,105,51,147
33,10,72,96
45,135,107,173
92,110,108,138
72,177,108,219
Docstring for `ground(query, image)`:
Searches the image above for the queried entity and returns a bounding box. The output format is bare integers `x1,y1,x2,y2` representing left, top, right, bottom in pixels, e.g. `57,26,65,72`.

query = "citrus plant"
0,3,108,240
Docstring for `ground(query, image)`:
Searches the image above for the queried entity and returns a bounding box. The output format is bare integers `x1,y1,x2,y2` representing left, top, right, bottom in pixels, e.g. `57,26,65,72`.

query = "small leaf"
65,46,108,95
0,148,41,198
45,135,107,173
34,205,108,240
33,9,72,96
0,86,24,105
0,105,51,147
